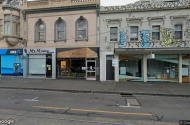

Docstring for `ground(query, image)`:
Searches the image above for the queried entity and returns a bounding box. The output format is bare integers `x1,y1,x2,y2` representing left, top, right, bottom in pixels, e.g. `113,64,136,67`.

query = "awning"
115,48,190,55
57,48,98,58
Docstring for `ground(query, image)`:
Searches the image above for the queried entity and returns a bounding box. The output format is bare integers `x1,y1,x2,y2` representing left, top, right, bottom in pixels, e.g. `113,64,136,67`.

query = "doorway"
46,54,52,78
106,55,114,80
86,59,96,80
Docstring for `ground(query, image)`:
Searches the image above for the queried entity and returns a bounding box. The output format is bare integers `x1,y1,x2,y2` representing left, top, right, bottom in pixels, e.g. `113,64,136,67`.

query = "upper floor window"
76,16,88,41
130,26,138,41
35,19,46,42
110,27,118,41
174,24,182,39
4,15,20,37
0,19,3,38
152,25,160,40
54,18,66,42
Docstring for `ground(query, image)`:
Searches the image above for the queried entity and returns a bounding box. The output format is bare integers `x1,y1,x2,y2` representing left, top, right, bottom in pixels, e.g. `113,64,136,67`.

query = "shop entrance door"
86,60,96,80
46,54,52,78
106,55,114,80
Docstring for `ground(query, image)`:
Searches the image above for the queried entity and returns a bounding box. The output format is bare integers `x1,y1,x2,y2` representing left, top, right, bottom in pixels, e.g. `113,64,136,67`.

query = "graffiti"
161,27,175,46
185,29,190,40
140,30,150,48
104,1,189,12
4,0,23,8
120,31,127,48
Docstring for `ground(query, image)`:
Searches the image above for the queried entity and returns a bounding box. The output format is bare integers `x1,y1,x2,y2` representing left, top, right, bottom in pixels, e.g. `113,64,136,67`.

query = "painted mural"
140,30,150,48
120,31,127,48
161,27,175,47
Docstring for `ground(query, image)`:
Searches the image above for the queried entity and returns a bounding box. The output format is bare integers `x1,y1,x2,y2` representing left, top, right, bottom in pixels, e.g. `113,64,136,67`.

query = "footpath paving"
0,76,190,96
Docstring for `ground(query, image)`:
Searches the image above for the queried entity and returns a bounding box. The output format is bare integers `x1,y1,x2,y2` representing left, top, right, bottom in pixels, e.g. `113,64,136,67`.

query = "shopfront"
115,48,190,83
56,48,99,80
23,48,56,79
0,49,23,76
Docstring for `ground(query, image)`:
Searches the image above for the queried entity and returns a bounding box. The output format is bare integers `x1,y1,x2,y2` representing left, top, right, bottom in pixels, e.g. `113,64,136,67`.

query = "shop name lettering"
72,52,85,56
29,49,50,53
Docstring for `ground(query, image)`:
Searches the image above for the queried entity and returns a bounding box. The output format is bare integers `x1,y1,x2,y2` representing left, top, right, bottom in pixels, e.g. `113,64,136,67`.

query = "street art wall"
119,26,190,48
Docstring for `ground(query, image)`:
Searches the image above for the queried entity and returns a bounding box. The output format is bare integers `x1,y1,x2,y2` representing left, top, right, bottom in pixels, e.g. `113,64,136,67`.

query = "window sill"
109,41,118,43
75,39,88,42
54,39,66,42
35,40,46,43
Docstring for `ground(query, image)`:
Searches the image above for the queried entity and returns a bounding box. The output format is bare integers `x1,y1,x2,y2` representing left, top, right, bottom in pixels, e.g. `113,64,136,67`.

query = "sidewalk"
0,76,190,96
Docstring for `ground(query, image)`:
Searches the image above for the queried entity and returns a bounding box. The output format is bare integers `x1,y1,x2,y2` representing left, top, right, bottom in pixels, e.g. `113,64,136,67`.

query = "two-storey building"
100,0,190,83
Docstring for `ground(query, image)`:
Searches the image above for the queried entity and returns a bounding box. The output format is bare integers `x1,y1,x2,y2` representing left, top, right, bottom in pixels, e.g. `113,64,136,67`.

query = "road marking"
33,106,153,116
25,97,39,102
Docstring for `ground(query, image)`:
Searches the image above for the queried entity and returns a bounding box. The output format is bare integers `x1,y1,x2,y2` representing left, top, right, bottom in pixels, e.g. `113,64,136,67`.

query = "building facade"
100,0,190,83
0,0,25,76
0,0,100,80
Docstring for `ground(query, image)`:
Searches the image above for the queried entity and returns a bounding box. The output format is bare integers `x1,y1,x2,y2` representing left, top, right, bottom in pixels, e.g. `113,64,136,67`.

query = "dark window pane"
152,26,160,32
58,31,65,40
175,25,182,31
39,24,45,31
130,26,138,32
130,26,138,40
58,23,64,31
78,30,86,39
110,27,118,41
5,22,11,35
5,15,10,21
174,31,182,39
152,32,160,40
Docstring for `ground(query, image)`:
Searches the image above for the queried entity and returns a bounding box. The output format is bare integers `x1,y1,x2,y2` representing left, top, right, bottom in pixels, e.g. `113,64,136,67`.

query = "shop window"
35,19,46,42
54,18,66,42
4,15,20,37
0,19,3,38
174,24,182,39
76,16,88,41
130,26,138,41
152,25,160,40
110,27,118,41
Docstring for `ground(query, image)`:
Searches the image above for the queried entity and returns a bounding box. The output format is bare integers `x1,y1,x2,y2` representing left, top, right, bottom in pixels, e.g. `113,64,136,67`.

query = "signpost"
112,58,118,90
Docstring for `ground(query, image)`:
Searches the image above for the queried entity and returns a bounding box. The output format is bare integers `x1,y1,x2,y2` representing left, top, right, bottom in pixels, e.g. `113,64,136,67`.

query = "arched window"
54,17,66,42
76,16,88,41
35,19,46,42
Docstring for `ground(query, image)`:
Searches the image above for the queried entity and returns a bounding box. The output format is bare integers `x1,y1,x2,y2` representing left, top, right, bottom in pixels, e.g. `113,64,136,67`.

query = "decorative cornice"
101,1,190,13
126,17,143,26
147,16,166,26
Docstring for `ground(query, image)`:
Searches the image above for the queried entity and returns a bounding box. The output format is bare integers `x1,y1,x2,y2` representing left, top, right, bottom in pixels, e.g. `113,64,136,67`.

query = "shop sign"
0,49,23,55
24,49,54,54
112,58,118,67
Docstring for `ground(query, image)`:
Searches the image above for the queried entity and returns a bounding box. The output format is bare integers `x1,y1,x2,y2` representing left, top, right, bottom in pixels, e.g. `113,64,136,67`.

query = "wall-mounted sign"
0,49,23,55
24,48,54,54
61,61,66,69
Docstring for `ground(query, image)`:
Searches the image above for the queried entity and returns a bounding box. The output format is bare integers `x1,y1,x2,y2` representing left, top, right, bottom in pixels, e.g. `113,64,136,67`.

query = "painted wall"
1,55,23,75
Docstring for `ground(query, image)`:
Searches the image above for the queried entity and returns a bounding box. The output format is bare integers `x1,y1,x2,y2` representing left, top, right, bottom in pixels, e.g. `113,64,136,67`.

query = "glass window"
77,20,87,40
130,26,138,41
0,20,3,37
38,23,45,41
110,27,118,41
174,24,182,39
152,26,160,40
57,22,65,40
4,15,20,37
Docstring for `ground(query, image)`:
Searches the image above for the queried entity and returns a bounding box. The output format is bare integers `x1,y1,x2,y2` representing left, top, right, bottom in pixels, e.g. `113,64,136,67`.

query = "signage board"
112,58,118,67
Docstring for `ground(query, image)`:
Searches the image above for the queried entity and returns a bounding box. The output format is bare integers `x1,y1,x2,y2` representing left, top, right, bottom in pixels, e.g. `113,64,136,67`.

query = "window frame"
152,25,160,40
54,17,66,42
4,14,20,37
110,27,118,41
75,16,88,42
130,26,139,41
0,19,3,38
174,24,183,40
35,19,46,43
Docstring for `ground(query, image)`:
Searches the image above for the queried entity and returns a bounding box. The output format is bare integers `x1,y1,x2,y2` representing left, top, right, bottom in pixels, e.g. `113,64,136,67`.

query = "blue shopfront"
0,49,23,75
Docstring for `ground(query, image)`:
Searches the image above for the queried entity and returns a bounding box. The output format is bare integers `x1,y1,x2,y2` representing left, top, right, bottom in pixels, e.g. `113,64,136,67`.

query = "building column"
189,55,190,83
114,54,119,82
143,54,147,82
179,54,182,83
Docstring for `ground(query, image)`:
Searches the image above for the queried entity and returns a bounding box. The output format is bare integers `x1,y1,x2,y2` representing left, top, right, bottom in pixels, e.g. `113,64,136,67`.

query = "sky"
101,0,139,6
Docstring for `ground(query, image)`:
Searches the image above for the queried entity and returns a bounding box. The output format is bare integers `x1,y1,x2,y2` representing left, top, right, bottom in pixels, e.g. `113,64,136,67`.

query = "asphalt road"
0,89,189,125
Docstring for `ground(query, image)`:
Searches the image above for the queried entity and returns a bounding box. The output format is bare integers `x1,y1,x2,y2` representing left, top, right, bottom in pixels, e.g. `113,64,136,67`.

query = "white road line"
25,97,39,102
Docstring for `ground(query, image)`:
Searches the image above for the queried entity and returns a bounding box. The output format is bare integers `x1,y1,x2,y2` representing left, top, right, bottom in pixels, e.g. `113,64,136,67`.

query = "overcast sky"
101,0,139,6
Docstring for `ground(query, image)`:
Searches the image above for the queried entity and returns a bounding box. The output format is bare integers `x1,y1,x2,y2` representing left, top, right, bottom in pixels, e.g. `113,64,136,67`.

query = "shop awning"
57,48,98,58
115,48,190,55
